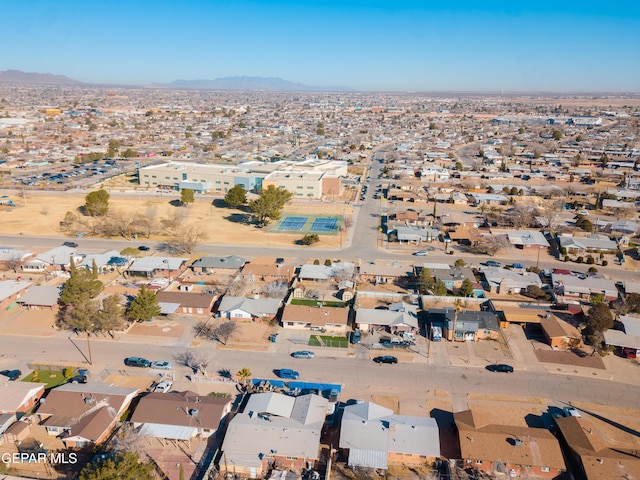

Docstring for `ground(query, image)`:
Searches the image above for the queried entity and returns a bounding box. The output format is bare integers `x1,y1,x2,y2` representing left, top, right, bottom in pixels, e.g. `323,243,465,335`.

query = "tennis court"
275,216,308,231
310,217,339,232
272,215,342,234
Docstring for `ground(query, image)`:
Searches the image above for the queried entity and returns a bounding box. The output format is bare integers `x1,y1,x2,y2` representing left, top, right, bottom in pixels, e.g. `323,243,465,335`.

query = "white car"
154,381,173,393
150,361,174,370
412,250,430,256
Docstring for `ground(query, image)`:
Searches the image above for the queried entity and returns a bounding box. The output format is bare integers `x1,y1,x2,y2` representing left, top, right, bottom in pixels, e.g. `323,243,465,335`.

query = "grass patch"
290,298,347,308
22,370,68,389
308,335,348,348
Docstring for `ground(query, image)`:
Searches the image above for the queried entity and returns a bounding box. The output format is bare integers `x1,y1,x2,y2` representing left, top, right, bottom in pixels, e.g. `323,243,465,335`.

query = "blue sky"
4,0,639,91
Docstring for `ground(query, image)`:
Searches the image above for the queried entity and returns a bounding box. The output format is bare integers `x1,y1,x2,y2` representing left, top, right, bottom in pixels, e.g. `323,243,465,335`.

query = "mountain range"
0,70,351,91
0,69,82,85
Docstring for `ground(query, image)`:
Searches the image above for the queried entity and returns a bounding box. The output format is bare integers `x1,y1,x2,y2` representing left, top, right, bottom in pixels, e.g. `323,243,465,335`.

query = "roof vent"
84,397,94,405
597,459,603,464
189,408,199,417
514,438,523,447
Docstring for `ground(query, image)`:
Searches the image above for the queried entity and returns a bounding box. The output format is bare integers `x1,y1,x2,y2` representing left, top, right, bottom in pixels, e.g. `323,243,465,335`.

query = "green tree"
79,452,154,480
455,161,463,171
587,303,613,335
523,285,549,300
91,258,99,279
300,234,320,245
97,294,124,333
180,188,195,207
432,278,447,296
126,285,161,322
224,185,247,208
458,278,474,297
84,189,110,216
249,185,293,226
59,259,104,305
121,148,138,158
552,129,563,140
121,247,140,258
65,297,100,333
454,259,466,267
418,268,433,294
324,259,332,266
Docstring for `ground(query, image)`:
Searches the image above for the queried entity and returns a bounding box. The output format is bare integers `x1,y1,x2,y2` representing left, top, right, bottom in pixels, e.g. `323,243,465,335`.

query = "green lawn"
308,335,348,348
22,370,68,389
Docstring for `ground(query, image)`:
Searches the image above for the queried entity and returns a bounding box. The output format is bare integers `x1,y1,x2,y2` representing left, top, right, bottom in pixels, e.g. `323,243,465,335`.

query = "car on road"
412,250,430,256
154,381,173,393
62,241,78,248
138,245,150,251
277,369,300,379
0,369,21,381
484,260,502,267
373,355,398,364
291,351,315,359
68,374,87,384
150,361,174,370
486,363,514,373
124,357,151,368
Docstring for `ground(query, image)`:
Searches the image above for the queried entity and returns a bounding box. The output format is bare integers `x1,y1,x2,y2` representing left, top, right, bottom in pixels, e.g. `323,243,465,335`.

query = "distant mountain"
0,69,82,85
159,76,352,92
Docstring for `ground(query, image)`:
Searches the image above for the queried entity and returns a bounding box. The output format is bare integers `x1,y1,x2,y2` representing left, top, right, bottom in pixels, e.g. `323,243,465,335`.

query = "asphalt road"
2,332,639,411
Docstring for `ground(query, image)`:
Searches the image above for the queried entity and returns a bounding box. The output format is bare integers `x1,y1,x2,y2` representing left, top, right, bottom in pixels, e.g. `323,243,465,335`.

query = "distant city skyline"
4,0,640,92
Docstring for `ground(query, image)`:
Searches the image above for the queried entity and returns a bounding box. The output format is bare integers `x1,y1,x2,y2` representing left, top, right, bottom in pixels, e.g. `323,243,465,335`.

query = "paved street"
1,328,639,412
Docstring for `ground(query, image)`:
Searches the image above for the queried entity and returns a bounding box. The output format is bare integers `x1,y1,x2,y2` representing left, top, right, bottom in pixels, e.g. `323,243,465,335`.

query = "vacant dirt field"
0,191,351,248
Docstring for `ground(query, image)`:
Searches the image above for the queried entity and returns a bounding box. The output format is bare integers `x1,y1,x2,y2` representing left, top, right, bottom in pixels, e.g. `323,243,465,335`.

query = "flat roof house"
221,392,328,478
339,401,440,470
355,302,419,334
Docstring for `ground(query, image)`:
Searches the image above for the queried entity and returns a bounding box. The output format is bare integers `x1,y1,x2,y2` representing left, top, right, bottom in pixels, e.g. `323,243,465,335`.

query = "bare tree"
263,280,289,298
174,350,210,375
505,202,536,229
225,275,248,296
333,264,356,283
304,288,320,300
110,423,147,458
161,209,188,236
167,224,207,254
535,198,564,228
209,321,238,345
467,235,510,256
4,252,24,273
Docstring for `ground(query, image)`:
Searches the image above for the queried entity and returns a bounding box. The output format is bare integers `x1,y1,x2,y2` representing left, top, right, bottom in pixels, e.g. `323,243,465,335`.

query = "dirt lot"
535,349,606,369
0,190,351,248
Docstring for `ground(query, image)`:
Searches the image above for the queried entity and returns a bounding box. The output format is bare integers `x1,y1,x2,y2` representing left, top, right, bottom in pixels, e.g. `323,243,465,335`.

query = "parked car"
484,260,502,267
0,369,21,381
277,369,300,379
291,351,315,359
62,241,78,248
68,374,87,384
154,381,173,393
486,363,514,373
124,357,151,368
511,263,525,269
138,245,150,251
150,361,174,370
373,356,398,364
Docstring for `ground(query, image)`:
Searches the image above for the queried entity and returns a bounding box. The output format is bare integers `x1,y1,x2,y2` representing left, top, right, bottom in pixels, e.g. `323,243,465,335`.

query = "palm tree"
452,298,463,342
236,367,252,385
